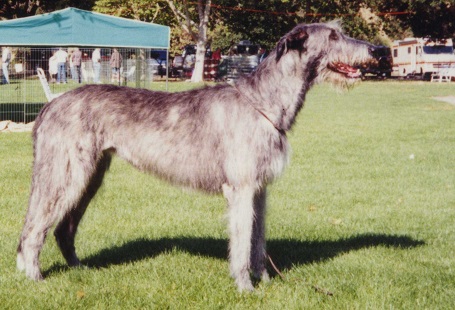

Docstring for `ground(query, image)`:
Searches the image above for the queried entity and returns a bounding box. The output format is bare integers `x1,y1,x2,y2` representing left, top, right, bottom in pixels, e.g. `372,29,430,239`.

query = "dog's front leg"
223,184,255,292
251,188,270,282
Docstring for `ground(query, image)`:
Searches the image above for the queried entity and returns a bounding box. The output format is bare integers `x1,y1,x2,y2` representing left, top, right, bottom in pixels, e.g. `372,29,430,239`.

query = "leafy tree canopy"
1,0,454,53
0,0,95,19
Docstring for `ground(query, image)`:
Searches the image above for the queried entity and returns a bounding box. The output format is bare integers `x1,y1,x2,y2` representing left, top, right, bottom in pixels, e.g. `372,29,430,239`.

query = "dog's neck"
236,50,316,131
233,84,286,135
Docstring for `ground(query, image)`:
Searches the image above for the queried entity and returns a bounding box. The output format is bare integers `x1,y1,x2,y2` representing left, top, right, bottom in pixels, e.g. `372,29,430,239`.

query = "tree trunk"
191,37,206,82
190,0,211,83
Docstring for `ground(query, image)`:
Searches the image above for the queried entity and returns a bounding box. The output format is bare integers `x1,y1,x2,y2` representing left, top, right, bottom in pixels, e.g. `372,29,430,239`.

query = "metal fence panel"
0,47,166,122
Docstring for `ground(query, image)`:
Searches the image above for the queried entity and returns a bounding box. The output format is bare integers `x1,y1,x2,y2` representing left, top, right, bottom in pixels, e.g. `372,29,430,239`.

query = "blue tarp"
0,7,170,49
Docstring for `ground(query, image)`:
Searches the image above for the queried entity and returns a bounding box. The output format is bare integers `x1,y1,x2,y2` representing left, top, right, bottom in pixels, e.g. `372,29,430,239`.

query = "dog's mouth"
328,62,361,79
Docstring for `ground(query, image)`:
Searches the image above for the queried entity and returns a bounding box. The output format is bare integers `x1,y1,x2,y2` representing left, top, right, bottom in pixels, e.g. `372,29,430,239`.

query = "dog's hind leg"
16,190,54,281
17,137,102,280
250,187,270,283
223,184,256,292
54,152,111,267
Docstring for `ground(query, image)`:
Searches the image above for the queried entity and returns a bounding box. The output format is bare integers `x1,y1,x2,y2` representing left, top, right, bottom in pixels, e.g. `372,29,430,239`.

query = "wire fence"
0,47,167,123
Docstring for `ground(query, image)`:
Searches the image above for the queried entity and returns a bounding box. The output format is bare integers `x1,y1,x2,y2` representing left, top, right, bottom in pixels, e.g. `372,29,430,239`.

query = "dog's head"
275,21,378,86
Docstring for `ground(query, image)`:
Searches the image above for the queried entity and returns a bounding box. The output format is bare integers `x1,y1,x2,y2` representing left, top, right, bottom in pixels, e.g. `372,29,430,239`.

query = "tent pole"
135,48,141,88
166,49,169,91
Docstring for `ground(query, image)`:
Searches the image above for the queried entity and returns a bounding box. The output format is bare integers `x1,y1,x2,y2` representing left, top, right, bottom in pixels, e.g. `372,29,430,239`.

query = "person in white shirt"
2,47,11,84
92,48,101,83
48,50,58,83
55,48,68,84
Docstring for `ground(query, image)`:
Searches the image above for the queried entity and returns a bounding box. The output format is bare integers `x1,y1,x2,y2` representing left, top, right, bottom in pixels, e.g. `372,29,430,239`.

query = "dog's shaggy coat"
17,22,377,291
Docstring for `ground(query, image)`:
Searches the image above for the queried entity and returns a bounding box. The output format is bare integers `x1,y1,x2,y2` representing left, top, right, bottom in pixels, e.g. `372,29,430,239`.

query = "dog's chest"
261,133,290,182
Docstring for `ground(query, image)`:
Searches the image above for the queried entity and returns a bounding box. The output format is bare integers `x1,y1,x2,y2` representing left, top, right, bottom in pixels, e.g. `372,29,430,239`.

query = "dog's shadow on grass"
45,233,424,277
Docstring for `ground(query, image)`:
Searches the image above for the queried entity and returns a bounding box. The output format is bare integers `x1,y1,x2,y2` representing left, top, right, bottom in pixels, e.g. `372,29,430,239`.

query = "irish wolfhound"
17,21,377,291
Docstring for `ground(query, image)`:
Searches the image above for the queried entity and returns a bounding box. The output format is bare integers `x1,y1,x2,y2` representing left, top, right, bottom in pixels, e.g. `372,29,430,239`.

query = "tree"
366,0,455,40
217,1,389,49
1,0,96,20
404,0,455,39
165,0,211,82
0,0,43,19
49,0,95,11
93,0,172,24
217,1,306,50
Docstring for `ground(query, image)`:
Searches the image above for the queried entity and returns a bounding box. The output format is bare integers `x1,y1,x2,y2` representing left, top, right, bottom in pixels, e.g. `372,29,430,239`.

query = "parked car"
148,50,167,77
171,55,184,78
217,40,260,81
171,44,219,78
235,40,259,55
169,45,196,78
359,46,393,79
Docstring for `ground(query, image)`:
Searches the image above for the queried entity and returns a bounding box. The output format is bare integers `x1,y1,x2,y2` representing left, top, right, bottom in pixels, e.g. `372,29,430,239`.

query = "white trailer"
391,38,455,80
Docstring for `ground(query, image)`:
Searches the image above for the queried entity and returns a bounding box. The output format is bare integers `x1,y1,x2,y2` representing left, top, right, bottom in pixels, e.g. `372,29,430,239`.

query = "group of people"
49,47,78,84
48,47,123,84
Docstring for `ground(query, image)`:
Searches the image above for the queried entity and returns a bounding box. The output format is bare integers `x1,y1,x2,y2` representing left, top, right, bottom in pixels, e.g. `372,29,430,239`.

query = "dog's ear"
276,26,309,62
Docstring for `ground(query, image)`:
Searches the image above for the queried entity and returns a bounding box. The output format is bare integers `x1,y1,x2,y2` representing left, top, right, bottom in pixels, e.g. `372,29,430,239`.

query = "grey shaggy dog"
17,21,377,291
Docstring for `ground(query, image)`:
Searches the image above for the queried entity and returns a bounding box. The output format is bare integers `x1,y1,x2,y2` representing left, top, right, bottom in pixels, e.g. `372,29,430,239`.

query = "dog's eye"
329,30,339,41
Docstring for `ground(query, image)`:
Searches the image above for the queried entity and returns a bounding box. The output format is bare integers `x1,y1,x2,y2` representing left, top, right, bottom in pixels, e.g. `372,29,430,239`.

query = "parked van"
391,38,455,80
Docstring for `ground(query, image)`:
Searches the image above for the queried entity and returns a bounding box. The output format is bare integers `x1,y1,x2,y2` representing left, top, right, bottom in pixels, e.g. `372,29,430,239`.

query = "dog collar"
233,85,286,135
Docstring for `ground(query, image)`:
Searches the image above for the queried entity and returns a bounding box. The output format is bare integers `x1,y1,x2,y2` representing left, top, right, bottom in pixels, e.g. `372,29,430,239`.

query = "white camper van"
391,38,455,80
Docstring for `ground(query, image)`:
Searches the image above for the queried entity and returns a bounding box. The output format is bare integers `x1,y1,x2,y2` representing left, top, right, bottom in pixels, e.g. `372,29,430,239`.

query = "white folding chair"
430,68,452,83
121,65,136,85
37,68,63,101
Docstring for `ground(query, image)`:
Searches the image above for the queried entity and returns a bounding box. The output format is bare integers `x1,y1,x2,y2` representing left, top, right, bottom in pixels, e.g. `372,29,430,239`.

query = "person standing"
109,48,122,83
212,48,222,61
92,48,101,83
55,48,68,84
258,46,269,63
2,46,11,84
71,47,82,83
49,50,58,83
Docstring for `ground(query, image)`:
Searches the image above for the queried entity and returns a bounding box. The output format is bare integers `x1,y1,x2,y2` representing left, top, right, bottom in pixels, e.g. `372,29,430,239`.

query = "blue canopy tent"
0,7,170,49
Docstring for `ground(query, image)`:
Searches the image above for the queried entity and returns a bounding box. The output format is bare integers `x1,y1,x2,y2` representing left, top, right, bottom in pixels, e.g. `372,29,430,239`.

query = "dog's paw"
26,267,44,281
235,274,255,292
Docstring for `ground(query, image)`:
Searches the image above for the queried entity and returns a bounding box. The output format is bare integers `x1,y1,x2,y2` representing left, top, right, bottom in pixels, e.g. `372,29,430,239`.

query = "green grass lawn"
0,81,454,309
